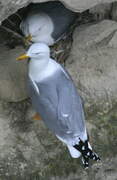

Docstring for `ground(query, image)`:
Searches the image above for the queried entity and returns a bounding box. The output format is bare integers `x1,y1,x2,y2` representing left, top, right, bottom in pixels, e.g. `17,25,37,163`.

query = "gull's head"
16,43,50,61
21,13,54,44
27,43,50,59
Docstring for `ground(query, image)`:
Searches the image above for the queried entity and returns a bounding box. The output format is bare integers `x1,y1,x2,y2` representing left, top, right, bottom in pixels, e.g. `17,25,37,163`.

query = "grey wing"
27,70,86,136
27,75,58,123
27,76,41,112
57,69,86,135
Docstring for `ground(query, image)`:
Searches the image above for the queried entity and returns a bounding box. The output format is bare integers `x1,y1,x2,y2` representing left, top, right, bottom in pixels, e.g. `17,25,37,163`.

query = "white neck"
29,56,49,81
29,57,60,82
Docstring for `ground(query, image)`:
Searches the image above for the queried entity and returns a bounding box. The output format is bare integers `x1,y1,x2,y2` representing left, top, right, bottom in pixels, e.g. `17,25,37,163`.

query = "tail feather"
74,139,100,168
67,145,81,158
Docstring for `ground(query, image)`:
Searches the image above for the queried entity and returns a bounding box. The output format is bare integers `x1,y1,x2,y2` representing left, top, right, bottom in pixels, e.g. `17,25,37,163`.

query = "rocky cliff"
0,1,117,179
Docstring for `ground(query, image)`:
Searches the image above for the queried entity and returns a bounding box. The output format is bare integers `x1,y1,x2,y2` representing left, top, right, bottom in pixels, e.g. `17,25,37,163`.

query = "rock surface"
66,20,117,113
111,2,117,21
0,99,116,179
0,0,117,23
0,43,28,102
0,22,28,102
89,3,112,20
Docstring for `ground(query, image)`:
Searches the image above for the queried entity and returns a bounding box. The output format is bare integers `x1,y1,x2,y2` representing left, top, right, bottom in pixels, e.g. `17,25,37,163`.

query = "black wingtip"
81,157,89,169
73,139,101,168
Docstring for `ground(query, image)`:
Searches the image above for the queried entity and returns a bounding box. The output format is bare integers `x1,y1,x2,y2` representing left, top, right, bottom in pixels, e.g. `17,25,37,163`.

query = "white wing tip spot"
62,113,69,118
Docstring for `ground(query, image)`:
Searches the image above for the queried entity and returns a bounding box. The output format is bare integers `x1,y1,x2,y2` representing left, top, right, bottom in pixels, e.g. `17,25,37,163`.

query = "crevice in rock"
0,1,94,62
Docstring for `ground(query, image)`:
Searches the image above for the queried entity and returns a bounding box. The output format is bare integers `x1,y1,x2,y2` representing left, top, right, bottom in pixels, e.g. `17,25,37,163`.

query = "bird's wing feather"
57,66,86,134
28,66,86,137
28,75,40,95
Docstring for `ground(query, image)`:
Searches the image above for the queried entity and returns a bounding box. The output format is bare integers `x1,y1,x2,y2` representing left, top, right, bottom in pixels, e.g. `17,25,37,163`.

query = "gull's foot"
33,113,42,120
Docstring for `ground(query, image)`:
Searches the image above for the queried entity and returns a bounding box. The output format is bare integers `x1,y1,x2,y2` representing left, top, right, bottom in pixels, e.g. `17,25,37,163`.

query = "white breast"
38,59,60,81
29,59,60,82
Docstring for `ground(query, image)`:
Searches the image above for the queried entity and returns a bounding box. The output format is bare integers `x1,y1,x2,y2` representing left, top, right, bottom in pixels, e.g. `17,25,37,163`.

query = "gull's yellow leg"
33,113,42,120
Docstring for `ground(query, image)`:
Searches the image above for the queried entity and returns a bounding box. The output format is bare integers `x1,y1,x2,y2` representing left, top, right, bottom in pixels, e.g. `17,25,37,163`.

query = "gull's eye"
31,52,40,55
33,27,42,36
34,52,40,55
38,27,42,31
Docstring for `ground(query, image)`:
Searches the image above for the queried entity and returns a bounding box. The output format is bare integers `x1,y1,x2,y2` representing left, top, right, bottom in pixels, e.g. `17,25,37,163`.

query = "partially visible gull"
20,1,77,45
17,43,100,168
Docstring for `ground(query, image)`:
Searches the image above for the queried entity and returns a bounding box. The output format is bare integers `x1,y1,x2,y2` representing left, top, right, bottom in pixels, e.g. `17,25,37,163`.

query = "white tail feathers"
67,145,81,158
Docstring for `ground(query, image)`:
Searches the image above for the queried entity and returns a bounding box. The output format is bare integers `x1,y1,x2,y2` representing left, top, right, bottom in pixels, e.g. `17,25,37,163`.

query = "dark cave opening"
0,1,95,63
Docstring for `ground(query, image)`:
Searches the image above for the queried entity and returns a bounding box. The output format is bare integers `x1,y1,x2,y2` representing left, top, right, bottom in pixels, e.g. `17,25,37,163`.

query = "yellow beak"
16,54,30,61
25,34,32,42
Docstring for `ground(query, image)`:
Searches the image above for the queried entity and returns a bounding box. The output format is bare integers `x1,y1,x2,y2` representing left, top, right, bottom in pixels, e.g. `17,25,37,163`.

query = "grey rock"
0,99,116,179
0,0,117,23
111,2,117,21
0,44,28,102
66,20,117,112
0,21,28,102
0,100,63,178
89,3,112,20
